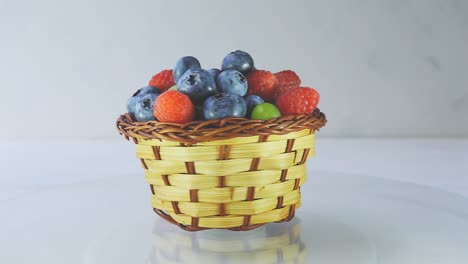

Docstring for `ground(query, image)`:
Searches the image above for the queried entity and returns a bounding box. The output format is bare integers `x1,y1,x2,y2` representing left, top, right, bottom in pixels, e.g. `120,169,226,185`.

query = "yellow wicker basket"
116,109,326,231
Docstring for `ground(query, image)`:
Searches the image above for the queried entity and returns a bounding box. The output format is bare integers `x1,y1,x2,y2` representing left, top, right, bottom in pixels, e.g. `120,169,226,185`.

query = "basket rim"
116,108,326,145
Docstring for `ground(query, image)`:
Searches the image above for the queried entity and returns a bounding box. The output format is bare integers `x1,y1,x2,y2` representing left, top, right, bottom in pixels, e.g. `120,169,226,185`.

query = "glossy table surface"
0,139,467,263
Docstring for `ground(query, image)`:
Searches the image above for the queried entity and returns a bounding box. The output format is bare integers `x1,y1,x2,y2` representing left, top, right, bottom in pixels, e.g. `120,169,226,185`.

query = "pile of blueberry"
127,50,320,124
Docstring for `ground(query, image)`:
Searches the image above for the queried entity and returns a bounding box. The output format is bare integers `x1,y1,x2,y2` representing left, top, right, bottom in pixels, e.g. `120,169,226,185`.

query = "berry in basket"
126,86,160,122
148,69,175,92
177,68,218,105
153,90,194,123
173,56,201,83
203,93,247,120
245,95,264,117
125,50,320,123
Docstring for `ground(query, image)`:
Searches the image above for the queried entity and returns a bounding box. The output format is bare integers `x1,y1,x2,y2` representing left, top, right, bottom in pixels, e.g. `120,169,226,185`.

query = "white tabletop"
0,138,467,263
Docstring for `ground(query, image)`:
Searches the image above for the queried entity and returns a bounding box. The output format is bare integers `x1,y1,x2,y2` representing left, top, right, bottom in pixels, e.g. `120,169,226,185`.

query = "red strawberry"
276,87,320,116
274,70,301,98
246,70,277,101
153,90,194,124
149,69,175,92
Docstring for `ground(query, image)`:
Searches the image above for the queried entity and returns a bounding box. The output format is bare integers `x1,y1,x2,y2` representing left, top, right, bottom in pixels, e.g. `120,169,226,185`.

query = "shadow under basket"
116,109,326,231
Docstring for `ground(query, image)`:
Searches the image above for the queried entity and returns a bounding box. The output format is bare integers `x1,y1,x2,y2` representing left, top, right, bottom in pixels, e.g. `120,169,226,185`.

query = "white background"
0,0,467,140
1,2,467,262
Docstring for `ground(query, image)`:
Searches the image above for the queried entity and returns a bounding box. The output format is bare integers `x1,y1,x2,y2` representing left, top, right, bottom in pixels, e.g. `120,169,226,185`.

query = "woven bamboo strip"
144,164,306,189
137,138,181,146
198,187,248,203
144,151,311,176
257,153,296,170
148,171,280,189
290,134,314,150
117,110,325,144
136,133,314,161
151,190,301,217
166,205,299,229
138,129,313,147
144,159,186,175
250,205,293,225
152,175,305,203
224,165,305,186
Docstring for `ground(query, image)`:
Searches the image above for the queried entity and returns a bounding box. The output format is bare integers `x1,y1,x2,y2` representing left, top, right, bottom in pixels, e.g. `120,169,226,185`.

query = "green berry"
168,85,178,91
251,103,281,120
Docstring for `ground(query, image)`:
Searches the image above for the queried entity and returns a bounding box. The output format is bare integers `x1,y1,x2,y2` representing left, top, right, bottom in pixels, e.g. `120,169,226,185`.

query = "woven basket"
116,108,326,231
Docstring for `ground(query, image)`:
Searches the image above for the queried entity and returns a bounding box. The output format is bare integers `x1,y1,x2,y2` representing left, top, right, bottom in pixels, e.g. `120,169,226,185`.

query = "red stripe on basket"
285,138,295,153
219,145,232,160
280,169,288,182
151,146,161,160
189,189,199,202
293,178,301,190
161,175,171,186
191,217,199,228
288,205,296,219
161,175,170,186
218,176,226,187
243,215,251,226
219,203,226,216
249,158,260,171
140,159,148,169
171,201,181,214
276,196,284,209
246,187,255,201
248,135,268,171
277,170,288,209
299,148,310,164
185,162,196,174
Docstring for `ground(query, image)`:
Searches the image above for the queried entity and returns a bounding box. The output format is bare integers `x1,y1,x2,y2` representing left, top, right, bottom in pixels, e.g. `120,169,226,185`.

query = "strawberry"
246,70,277,101
149,69,175,92
274,70,301,98
153,90,194,124
276,87,320,116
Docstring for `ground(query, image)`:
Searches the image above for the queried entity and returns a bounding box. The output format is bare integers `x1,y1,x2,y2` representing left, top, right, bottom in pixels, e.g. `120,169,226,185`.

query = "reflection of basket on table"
117,109,326,231
149,218,306,264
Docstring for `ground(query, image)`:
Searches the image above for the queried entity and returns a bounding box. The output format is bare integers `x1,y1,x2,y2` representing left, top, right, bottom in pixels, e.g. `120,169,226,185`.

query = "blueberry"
127,86,159,115
245,95,264,116
216,69,248,96
173,56,201,83
208,68,221,79
134,92,159,121
221,50,254,74
203,93,247,120
177,68,217,105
